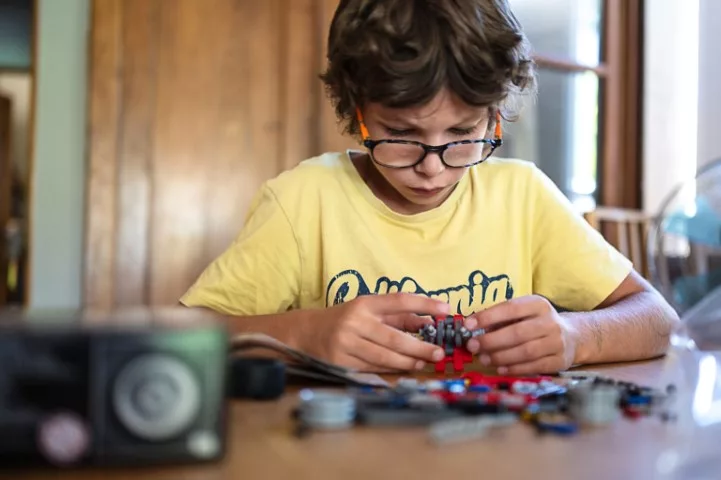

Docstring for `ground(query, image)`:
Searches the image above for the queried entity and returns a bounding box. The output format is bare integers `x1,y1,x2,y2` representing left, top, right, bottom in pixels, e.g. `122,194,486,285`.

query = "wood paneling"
281,0,320,170
85,0,354,308
85,0,121,309
318,0,355,153
0,95,10,306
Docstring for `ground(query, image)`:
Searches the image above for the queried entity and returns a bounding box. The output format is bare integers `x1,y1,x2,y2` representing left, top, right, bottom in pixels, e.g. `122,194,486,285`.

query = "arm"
567,270,680,365
465,271,680,374
220,294,451,372
462,164,680,374
223,309,321,351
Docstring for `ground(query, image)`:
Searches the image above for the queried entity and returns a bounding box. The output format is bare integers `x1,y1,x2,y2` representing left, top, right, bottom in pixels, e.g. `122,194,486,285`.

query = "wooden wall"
84,0,352,308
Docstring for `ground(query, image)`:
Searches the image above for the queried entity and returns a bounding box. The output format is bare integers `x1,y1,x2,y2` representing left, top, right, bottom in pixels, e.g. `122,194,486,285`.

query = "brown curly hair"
320,0,537,137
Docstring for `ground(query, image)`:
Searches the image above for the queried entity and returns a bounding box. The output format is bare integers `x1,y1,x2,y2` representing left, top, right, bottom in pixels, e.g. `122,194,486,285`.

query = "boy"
181,0,679,374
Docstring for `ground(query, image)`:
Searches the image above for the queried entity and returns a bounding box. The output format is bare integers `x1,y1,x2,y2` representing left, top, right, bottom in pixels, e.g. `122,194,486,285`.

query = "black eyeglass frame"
362,137,503,169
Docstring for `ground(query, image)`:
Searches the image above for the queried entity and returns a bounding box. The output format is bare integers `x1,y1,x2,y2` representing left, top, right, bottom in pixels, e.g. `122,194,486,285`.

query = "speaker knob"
113,354,201,441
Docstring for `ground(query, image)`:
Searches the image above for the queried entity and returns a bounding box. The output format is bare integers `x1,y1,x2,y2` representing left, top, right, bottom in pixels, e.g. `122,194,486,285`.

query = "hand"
304,293,450,372
464,295,580,375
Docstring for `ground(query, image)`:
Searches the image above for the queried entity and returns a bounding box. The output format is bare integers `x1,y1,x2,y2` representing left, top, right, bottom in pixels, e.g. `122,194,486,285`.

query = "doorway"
0,0,34,308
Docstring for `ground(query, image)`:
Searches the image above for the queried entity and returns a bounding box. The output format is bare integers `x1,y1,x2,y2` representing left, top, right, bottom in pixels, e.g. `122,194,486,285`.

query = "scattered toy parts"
291,371,677,444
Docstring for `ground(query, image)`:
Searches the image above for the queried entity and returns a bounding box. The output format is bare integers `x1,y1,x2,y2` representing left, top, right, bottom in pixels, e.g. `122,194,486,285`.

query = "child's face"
361,88,491,214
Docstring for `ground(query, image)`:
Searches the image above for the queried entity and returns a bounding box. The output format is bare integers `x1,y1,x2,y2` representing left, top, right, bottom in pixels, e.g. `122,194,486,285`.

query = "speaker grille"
112,354,201,442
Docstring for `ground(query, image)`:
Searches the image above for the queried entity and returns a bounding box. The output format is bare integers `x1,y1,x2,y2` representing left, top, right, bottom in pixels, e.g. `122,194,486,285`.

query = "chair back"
584,207,652,279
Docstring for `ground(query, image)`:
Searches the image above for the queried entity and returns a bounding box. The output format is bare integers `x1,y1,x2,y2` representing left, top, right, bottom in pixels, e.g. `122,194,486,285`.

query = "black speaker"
0,307,229,468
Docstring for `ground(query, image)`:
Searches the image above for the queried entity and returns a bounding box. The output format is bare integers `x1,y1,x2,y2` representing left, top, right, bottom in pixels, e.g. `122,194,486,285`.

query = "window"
0,0,33,70
503,0,643,211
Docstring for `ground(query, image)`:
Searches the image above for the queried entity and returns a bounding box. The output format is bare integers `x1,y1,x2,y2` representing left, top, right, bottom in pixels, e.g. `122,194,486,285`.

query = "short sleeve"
529,166,633,311
180,184,302,316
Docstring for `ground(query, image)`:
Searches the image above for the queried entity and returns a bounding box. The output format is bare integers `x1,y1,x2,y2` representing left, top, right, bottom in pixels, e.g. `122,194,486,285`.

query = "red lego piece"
430,389,537,412
461,372,553,388
452,347,473,372
431,315,474,374
623,407,644,420
433,349,472,374
433,390,462,403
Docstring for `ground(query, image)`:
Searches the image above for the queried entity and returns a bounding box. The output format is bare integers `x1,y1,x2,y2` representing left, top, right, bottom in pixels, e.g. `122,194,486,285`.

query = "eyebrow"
378,111,489,129
379,117,487,131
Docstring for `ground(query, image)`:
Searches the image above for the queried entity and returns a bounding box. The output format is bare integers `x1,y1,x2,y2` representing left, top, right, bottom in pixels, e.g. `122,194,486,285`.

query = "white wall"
697,0,721,169
28,0,89,310
644,0,721,214
0,73,31,183
642,0,699,215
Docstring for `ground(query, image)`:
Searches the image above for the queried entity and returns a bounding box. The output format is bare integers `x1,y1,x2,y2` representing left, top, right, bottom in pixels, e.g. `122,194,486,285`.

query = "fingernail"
438,302,451,314
467,339,479,353
465,317,478,329
497,367,508,375
480,354,491,366
415,361,426,370
432,349,445,361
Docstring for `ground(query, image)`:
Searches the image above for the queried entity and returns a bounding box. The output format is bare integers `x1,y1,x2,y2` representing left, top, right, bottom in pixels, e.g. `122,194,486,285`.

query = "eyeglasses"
356,108,503,169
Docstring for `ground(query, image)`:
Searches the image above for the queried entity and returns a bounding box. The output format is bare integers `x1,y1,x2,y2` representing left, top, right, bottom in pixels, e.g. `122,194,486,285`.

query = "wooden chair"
583,206,653,279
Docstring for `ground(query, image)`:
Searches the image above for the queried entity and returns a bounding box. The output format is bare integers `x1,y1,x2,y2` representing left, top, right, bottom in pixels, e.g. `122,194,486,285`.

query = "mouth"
408,186,446,197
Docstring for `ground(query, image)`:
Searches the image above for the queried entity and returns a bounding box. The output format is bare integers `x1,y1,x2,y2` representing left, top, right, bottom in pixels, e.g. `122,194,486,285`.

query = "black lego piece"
228,356,286,400
356,407,464,426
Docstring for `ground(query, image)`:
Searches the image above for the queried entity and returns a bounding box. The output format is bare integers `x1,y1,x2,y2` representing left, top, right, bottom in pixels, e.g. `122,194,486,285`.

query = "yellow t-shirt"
180,151,632,316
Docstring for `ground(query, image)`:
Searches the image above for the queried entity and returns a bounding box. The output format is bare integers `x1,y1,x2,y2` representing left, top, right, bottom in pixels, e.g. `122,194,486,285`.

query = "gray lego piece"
356,408,464,426
568,384,620,426
428,413,518,445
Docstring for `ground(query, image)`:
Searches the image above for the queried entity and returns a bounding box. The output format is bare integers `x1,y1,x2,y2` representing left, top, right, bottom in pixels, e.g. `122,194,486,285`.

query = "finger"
350,336,434,372
383,313,434,332
481,337,562,367
363,293,450,317
465,296,552,331
361,322,446,364
496,354,566,376
466,317,548,354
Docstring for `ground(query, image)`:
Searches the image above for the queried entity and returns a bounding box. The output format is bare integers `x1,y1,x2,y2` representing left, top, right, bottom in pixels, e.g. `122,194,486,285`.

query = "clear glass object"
647,158,721,479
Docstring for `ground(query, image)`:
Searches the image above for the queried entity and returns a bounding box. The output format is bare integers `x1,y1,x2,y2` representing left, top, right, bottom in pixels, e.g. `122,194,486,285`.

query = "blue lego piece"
389,394,409,408
469,385,491,393
536,419,579,436
530,384,567,398
625,395,651,406
445,380,466,394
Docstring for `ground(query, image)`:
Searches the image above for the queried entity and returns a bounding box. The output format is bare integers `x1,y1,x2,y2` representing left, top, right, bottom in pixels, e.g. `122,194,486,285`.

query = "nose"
414,152,445,177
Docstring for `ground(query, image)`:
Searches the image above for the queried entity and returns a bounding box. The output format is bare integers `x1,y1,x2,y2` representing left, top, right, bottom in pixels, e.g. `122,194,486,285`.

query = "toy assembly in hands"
230,314,676,446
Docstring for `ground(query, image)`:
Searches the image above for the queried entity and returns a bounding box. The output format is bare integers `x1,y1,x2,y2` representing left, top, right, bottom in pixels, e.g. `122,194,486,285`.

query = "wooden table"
10,358,694,480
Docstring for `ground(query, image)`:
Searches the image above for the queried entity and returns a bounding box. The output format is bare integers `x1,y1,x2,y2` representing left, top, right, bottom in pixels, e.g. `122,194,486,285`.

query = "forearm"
224,308,323,351
567,291,680,365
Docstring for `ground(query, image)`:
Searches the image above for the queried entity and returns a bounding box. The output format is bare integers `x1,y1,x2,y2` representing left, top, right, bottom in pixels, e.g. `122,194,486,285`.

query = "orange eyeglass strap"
356,107,370,141
494,110,503,141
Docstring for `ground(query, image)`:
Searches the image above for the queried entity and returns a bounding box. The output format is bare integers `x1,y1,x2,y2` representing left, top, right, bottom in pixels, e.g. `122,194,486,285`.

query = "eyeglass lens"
372,141,492,168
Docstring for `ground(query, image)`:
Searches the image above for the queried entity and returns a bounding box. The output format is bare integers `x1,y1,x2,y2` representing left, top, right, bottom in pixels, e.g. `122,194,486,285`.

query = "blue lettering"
326,269,514,314
325,270,372,307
